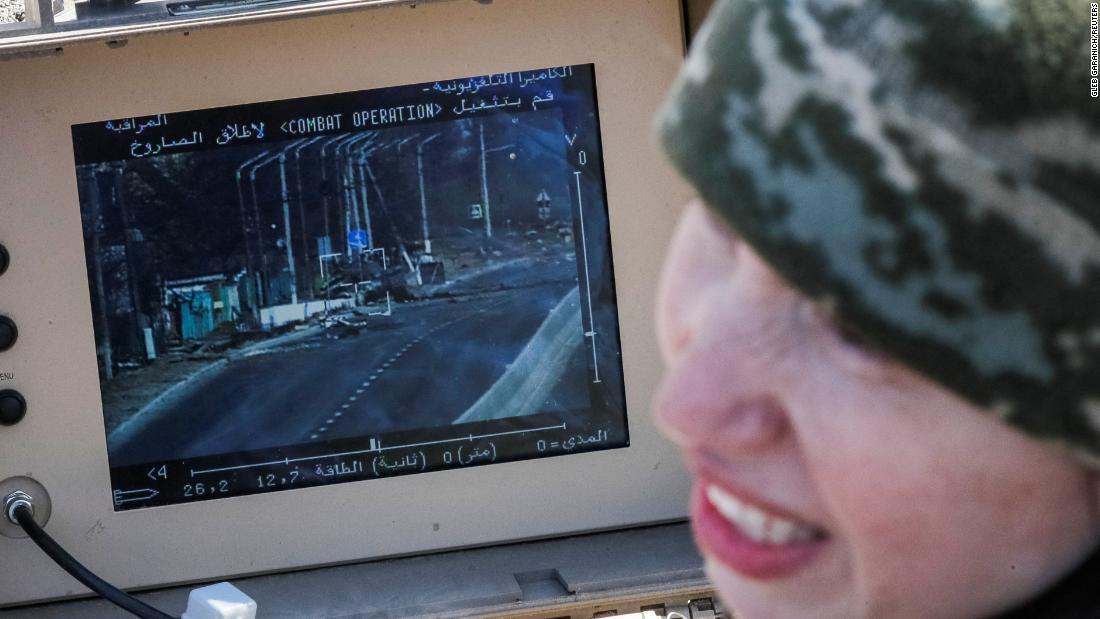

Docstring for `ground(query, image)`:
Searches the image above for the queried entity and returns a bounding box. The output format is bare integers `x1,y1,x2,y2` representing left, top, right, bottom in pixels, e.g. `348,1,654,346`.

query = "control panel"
0,0,692,607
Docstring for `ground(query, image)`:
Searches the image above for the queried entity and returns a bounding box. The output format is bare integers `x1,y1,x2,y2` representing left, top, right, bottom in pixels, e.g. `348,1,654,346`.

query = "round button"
0,244,8,276
0,390,26,426
0,317,17,352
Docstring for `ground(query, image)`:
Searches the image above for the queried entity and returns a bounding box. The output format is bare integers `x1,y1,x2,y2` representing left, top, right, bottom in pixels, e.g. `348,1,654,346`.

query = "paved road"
111,255,590,466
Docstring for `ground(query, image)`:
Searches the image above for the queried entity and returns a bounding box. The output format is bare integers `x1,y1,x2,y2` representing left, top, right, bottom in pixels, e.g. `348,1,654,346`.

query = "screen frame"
73,63,634,513
0,0,691,606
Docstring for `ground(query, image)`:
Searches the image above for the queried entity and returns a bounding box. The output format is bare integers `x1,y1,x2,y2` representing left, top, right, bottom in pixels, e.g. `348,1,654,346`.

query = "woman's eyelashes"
806,300,890,370
833,320,885,361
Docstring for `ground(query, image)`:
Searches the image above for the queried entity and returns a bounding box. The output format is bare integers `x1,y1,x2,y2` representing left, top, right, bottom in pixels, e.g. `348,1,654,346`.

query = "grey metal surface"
3,523,705,618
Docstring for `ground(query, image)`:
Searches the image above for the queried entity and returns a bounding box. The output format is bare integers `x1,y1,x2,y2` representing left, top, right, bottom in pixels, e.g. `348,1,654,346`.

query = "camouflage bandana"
658,0,1100,466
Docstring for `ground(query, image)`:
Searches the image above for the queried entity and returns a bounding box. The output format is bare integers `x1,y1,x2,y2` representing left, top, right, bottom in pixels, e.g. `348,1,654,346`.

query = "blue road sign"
348,230,370,249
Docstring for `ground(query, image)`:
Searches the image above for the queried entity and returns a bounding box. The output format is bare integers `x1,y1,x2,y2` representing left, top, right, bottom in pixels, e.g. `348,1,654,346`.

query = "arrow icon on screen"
112,488,160,506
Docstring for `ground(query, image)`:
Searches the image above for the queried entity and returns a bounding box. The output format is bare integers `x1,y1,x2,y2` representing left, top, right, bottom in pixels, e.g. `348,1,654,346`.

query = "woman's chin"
703,554,855,619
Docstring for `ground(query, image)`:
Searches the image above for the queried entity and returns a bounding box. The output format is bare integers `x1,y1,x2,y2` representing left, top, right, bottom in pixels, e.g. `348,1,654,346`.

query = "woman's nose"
654,350,791,453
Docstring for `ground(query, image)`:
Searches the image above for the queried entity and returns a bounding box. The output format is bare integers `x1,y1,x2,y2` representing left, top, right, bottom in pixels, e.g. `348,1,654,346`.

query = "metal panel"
0,0,693,606
0,0,445,57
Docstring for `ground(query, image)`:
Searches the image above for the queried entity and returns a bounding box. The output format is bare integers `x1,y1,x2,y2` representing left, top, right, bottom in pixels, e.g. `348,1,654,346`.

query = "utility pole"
112,166,146,359
477,121,516,242
352,136,395,255
359,136,411,254
248,163,273,306
235,149,272,321
343,140,361,257
363,159,419,285
338,140,352,258
416,133,442,255
292,137,323,299
354,150,373,250
349,135,380,251
340,135,373,300
84,166,114,380
246,142,305,308
339,134,372,258
278,153,299,306
319,135,355,259
479,120,492,239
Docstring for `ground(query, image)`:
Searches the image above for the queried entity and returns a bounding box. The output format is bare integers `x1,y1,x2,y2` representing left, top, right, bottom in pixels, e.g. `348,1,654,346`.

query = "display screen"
71,64,627,511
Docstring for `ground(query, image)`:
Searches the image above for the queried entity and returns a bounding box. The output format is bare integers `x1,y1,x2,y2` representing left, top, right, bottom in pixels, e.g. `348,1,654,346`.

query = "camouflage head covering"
658,0,1100,466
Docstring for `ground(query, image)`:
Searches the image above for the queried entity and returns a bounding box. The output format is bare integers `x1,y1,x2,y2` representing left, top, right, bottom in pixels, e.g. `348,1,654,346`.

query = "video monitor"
70,64,628,511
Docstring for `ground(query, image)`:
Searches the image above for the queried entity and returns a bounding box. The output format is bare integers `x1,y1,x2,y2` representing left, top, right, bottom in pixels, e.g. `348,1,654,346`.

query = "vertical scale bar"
574,171,601,384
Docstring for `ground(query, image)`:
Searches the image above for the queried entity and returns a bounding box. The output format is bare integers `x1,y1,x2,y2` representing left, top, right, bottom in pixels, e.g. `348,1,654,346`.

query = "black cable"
11,504,175,619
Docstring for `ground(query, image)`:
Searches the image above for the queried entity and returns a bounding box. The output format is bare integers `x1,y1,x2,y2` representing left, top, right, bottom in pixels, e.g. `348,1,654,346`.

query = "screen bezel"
0,0,691,606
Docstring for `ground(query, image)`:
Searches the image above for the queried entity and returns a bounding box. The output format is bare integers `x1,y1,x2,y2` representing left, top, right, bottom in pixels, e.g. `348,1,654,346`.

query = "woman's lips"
691,480,827,580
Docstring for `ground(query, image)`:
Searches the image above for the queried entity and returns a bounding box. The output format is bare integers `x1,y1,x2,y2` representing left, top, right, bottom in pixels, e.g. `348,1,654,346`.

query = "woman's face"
654,202,1100,618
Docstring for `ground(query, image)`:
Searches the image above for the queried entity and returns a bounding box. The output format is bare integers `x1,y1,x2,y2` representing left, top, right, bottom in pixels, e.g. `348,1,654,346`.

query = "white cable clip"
181,582,257,619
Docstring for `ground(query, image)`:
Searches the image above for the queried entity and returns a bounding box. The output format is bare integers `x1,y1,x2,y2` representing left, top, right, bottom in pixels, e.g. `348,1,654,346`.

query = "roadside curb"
106,322,325,453
454,287,582,424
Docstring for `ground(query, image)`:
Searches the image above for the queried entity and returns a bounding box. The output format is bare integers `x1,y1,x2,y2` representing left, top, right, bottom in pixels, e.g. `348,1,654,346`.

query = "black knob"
0,390,25,426
0,244,8,276
0,317,16,352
